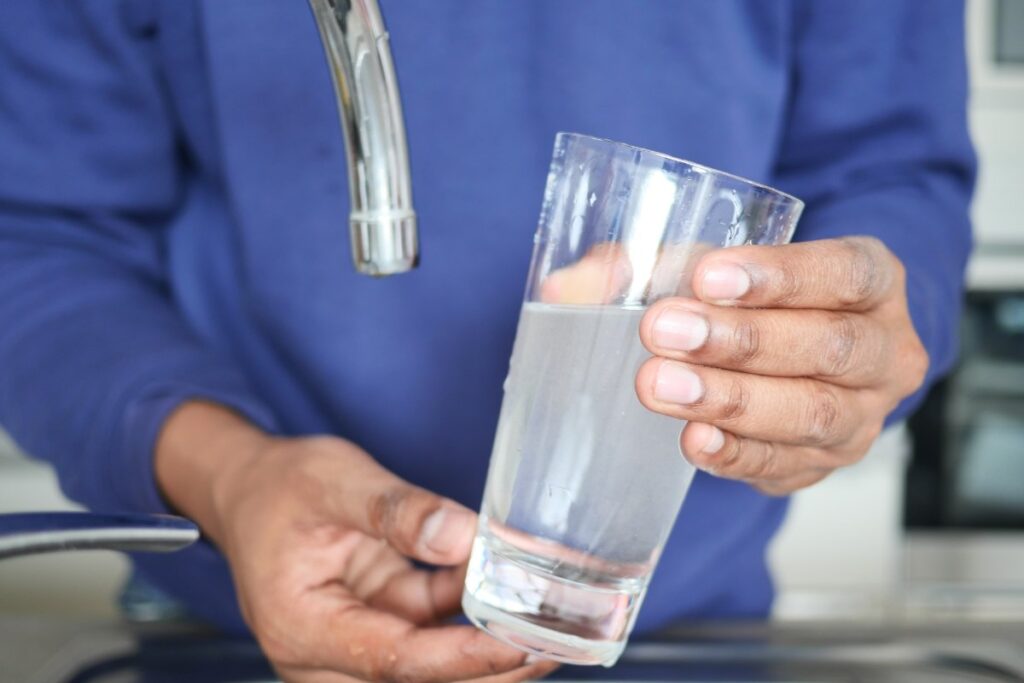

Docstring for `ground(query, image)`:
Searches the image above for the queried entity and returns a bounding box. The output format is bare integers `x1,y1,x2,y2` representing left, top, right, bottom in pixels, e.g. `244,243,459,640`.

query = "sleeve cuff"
115,382,279,514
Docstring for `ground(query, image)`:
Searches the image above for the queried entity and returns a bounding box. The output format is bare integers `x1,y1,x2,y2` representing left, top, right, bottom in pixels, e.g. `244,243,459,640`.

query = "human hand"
634,237,929,495
156,404,556,683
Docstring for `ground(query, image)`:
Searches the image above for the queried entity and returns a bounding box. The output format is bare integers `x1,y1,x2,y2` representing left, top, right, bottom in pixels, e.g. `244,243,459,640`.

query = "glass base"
462,529,643,667
463,591,626,667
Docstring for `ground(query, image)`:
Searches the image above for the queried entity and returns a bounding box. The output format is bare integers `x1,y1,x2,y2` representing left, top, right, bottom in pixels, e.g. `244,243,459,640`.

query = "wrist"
154,400,273,547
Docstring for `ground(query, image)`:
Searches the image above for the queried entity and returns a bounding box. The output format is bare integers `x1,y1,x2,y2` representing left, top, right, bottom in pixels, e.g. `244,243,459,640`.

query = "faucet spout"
309,0,418,276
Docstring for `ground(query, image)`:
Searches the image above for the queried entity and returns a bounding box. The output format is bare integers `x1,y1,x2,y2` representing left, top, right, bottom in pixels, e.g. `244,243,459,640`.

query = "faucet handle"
0,512,200,560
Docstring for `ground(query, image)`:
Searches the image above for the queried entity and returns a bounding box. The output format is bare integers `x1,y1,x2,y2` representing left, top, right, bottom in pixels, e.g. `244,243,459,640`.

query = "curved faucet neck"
309,0,418,277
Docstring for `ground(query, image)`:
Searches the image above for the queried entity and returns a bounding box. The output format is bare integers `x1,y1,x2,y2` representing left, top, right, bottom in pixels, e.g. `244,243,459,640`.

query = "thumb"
333,446,479,565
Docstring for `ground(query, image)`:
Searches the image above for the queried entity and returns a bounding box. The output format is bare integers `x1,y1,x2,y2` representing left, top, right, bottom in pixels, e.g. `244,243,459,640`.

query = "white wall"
965,0,1024,290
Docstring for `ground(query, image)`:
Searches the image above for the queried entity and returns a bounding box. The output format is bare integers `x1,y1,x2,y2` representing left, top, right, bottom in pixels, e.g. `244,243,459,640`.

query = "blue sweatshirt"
0,1,973,634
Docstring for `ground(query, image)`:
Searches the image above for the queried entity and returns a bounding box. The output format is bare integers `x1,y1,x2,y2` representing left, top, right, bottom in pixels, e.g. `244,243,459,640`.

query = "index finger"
366,564,467,625
315,606,529,682
692,236,901,311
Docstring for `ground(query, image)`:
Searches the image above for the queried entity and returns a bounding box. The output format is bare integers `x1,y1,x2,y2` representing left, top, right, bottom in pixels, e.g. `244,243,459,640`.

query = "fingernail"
652,309,709,351
654,362,704,405
420,506,476,555
525,654,545,665
702,263,750,301
700,425,725,455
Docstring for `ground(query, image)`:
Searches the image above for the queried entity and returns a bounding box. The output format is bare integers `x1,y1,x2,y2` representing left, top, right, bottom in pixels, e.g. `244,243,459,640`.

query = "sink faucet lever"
309,0,418,277
0,512,199,560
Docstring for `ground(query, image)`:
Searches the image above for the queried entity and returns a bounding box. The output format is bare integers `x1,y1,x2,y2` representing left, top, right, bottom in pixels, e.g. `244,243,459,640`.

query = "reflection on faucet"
308,0,418,277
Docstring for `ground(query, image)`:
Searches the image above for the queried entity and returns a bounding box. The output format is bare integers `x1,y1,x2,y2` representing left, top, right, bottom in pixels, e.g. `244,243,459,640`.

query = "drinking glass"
462,133,803,666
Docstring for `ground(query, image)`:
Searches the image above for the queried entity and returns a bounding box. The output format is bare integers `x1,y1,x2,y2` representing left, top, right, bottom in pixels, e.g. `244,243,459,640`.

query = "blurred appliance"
905,292,1024,620
901,0,1024,622
907,292,1024,530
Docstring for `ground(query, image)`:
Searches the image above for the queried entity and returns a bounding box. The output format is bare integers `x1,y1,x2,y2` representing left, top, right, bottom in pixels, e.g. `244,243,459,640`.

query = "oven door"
906,290,1024,620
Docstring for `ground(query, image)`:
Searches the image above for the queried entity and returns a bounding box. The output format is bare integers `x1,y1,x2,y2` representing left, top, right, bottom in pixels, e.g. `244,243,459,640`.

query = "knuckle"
728,318,762,369
744,441,779,480
817,313,861,377
367,488,404,538
773,261,802,307
367,487,433,549
837,237,883,306
715,434,746,473
900,339,930,394
715,377,751,423
848,235,886,254
803,384,844,446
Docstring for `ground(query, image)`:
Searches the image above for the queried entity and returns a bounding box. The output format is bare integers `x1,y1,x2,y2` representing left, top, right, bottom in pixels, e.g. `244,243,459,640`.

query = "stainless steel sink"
5,619,1024,683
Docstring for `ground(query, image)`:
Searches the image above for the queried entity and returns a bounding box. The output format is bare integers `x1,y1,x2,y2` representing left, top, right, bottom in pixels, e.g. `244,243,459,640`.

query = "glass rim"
556,131,803,207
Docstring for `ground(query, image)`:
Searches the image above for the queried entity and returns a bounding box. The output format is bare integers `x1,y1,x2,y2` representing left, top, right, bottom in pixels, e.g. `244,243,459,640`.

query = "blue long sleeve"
0,3,278,514
772,0,976,421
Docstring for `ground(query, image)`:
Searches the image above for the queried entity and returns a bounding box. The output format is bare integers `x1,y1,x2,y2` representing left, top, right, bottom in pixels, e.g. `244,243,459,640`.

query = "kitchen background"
2,0,1022,625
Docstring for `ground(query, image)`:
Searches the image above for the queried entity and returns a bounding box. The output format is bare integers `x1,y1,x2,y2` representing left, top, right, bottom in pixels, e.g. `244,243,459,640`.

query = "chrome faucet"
308,0,418,276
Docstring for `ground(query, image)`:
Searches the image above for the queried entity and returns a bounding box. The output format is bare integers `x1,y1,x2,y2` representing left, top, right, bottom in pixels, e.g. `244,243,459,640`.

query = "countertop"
5,617,1024,683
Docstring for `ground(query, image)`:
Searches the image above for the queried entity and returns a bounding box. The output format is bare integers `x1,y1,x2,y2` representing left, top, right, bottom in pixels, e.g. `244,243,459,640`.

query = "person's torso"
152,0,794,628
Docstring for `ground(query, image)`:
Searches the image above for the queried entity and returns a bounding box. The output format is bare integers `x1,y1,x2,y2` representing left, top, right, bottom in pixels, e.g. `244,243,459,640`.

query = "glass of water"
462,133,803,666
